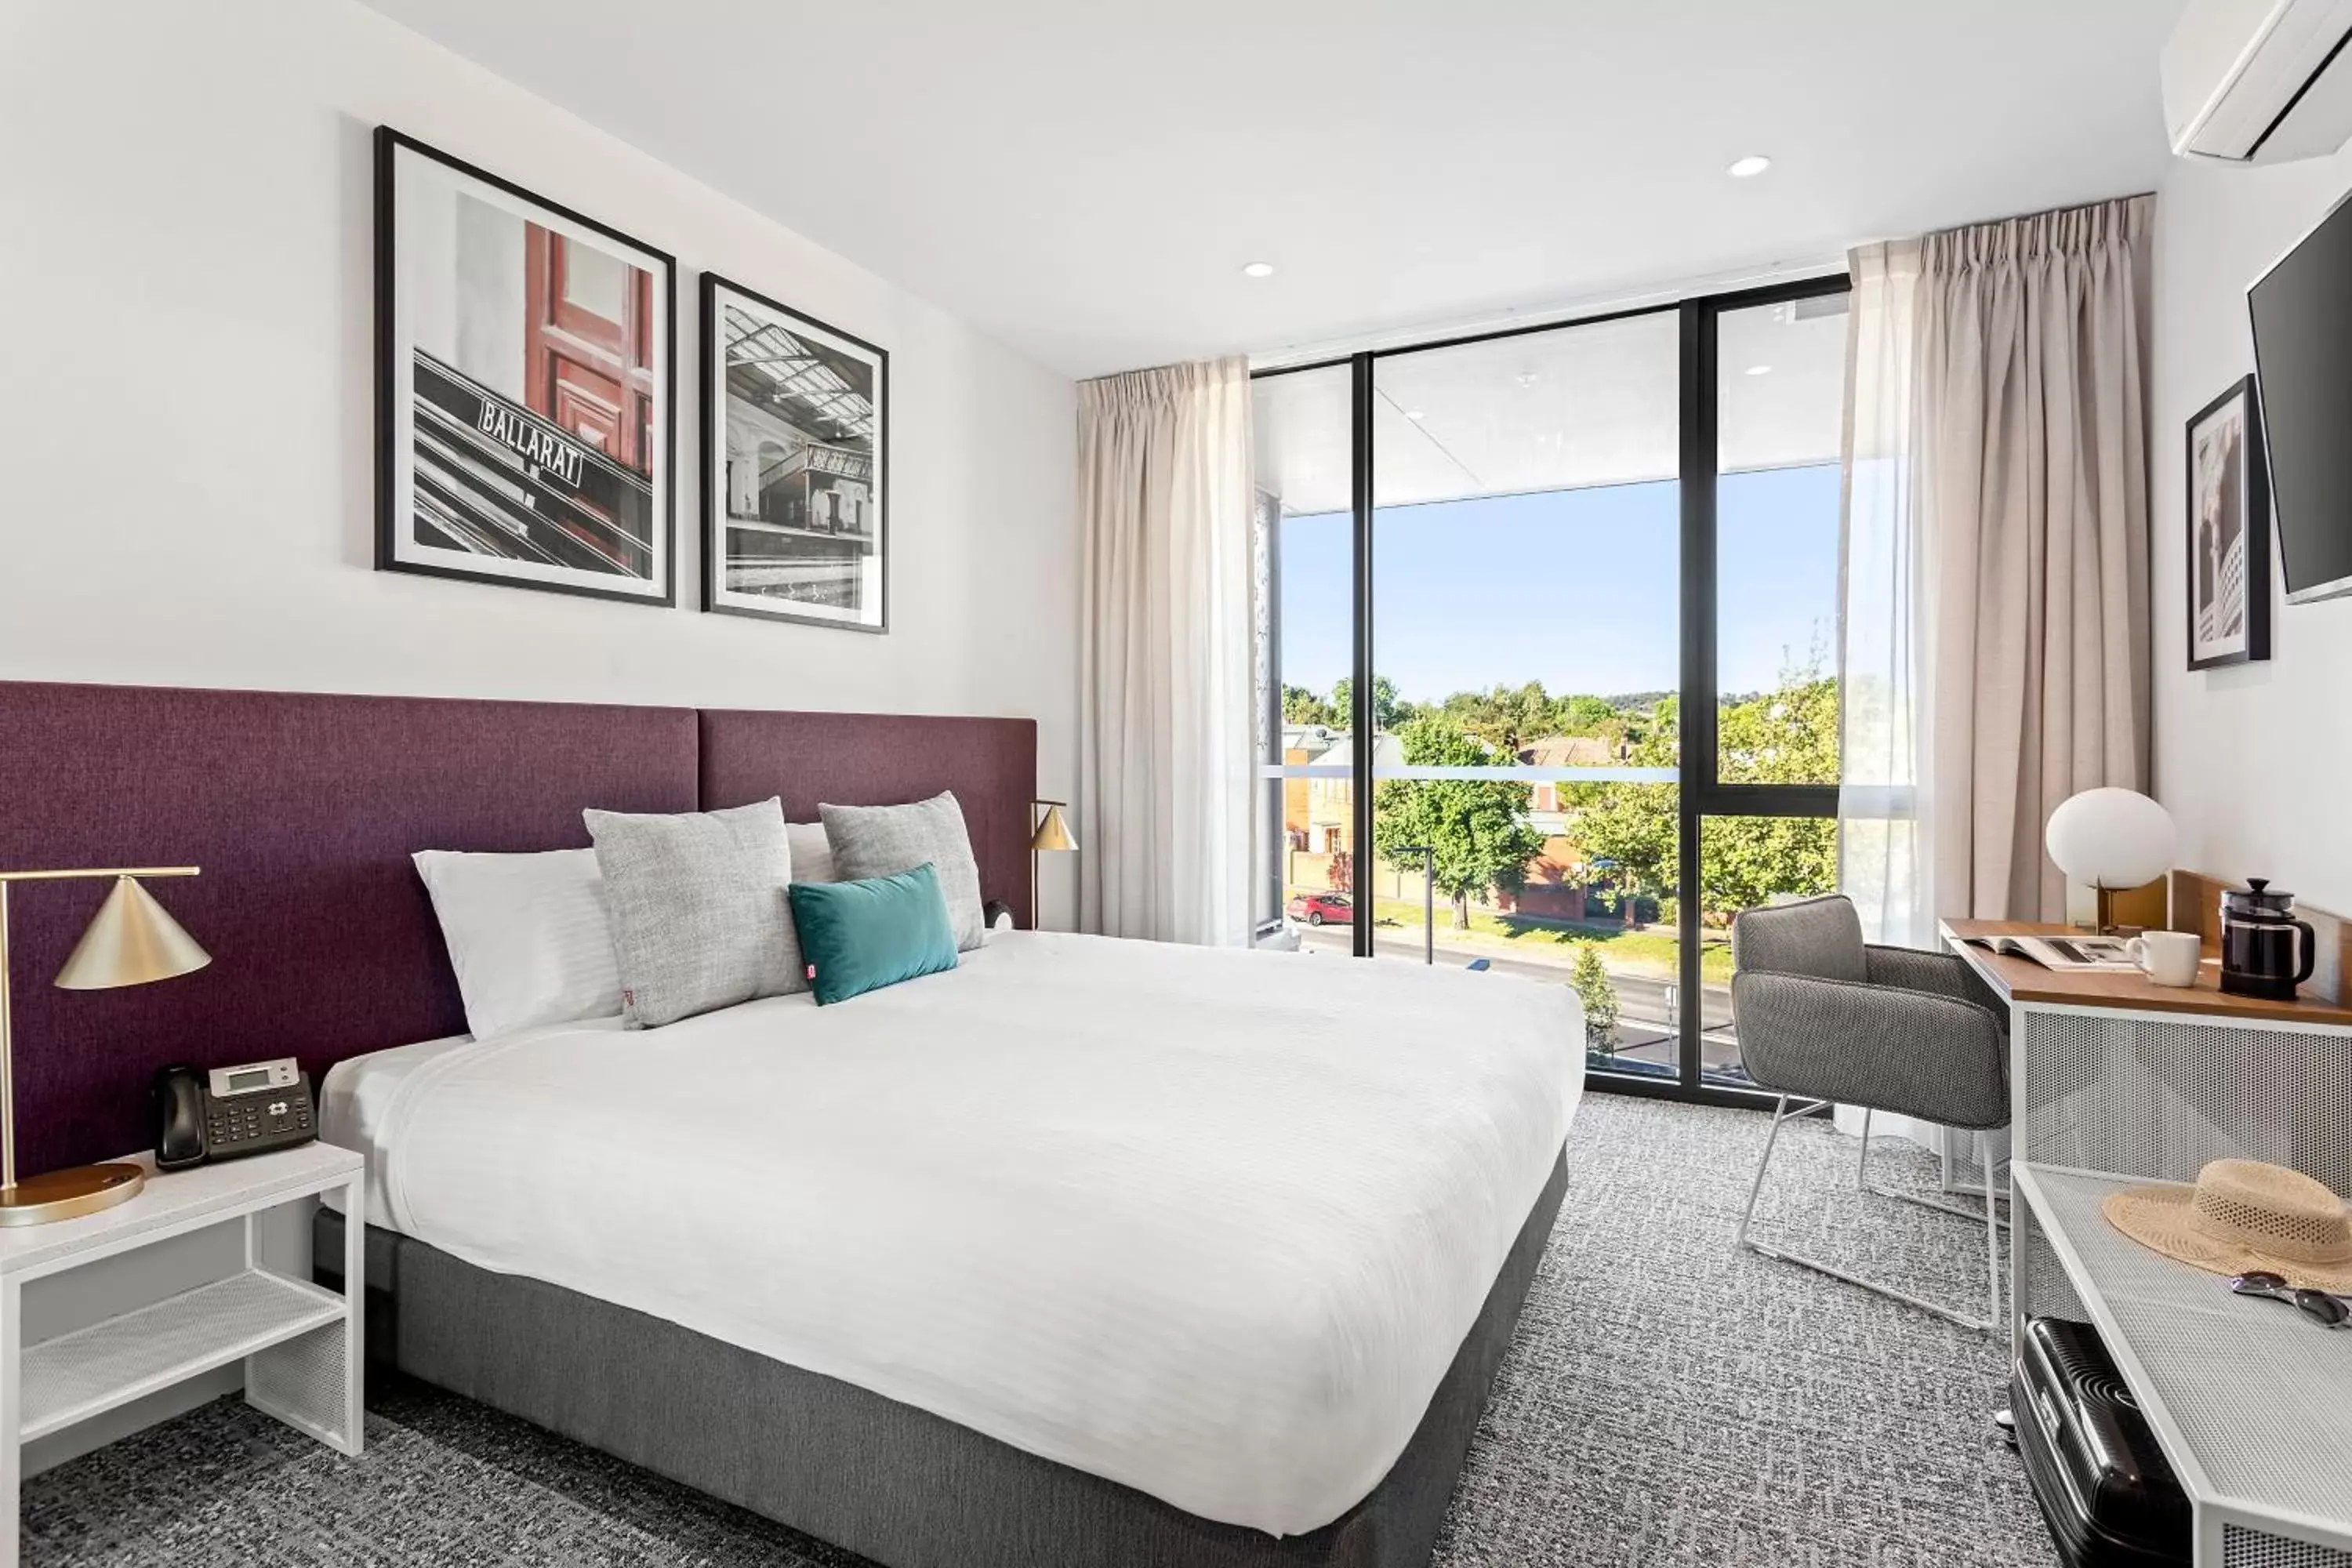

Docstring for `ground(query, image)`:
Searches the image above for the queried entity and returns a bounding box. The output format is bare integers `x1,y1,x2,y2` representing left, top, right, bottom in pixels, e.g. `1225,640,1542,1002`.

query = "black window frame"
1253,270,1850,1108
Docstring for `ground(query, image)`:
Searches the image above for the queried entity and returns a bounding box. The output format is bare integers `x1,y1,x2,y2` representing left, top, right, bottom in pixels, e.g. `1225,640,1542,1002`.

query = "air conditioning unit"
2164,0,2352,163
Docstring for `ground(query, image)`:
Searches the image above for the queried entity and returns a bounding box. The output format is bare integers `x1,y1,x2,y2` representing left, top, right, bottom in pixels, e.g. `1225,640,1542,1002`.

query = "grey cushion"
819,793,985,951
585,797,802,1028
1728,893,1867,983
1728,971,2009,1128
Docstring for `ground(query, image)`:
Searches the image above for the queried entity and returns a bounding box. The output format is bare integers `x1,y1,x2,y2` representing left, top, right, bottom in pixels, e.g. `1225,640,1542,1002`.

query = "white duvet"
337,931,1581,1537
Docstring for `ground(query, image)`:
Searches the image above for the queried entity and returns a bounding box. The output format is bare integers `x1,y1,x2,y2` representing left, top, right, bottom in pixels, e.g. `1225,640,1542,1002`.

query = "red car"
1287,892,1354,927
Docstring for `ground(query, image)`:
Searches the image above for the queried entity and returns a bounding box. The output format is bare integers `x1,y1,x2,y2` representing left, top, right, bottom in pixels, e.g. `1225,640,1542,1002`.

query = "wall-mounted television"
2249,192,2352,604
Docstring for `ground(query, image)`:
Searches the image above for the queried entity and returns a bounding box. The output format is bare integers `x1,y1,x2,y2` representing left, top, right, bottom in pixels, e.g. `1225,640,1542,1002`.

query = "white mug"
2125,930,2202,987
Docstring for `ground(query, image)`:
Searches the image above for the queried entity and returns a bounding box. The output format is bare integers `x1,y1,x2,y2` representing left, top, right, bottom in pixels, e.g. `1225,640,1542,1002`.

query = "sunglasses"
2231,1271,2352,1329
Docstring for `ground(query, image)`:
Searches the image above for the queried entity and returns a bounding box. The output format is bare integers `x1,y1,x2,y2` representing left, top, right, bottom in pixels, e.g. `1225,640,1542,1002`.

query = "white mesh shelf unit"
1,1142,364,1568
2013,1163,2352,1568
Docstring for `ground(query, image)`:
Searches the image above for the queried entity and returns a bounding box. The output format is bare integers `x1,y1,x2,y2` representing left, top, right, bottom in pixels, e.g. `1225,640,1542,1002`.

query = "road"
1293,923,1733,1029
1289,926,1750,1072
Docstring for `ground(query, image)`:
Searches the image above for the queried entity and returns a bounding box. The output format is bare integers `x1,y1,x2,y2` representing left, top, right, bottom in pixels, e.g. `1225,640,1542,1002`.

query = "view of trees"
1570,945,1619,1052
1287,675,1657,753
1560,662,1837,923
1281,684,1333,727
1369,719,1547,930
1287,660,1837,927
1285,675,1414,732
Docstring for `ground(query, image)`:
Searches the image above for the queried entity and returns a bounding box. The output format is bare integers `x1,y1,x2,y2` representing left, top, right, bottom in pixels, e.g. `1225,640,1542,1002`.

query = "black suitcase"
2012,1316,2190,1568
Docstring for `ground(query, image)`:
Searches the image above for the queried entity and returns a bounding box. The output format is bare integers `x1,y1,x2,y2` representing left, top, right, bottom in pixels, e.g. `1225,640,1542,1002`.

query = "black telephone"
154,1058,317,1169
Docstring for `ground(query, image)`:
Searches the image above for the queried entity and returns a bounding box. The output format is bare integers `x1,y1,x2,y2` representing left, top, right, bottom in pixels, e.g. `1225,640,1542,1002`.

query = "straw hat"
2102,1160,2352,1292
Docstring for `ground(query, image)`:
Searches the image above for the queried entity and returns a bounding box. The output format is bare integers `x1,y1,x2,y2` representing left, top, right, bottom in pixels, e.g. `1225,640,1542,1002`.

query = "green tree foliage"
1330,674,1410,731
1372,717,1548,930
1428,682,1628,753
1566,781,1679,917
1557,694,1618,733
1570,944,1621,1054
1568,665,1839,925
1282,684,1336,728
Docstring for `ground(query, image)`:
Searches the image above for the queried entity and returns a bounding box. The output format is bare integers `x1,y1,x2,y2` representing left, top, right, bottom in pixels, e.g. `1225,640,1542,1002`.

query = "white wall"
2153,151,2352,915
0,0,1080,924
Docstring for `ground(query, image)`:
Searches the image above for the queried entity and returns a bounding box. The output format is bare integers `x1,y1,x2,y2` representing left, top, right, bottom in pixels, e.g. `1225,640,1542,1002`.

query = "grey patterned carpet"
24,1094,2058,1567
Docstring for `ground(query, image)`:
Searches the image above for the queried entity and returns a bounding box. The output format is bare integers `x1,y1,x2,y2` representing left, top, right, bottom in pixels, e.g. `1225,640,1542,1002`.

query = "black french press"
2220,878,2318,1001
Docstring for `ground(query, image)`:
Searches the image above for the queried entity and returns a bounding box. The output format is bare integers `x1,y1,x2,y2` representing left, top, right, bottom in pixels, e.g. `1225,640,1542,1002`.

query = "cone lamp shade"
1029,804,1077,855
1,867,209,1226
1028,801,1078,931
56,876,212,989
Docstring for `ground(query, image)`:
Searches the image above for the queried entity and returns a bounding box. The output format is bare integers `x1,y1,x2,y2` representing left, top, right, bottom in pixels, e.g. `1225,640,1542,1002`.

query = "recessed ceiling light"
1727,155,1773,179
1406,409,1426,421
1744,364,1773,377
1242,261,1276,278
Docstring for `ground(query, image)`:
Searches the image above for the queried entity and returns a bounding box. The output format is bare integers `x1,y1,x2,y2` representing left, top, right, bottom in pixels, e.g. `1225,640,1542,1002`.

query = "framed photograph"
700,272,887,632
375,127,676,605
2186,375,2270,670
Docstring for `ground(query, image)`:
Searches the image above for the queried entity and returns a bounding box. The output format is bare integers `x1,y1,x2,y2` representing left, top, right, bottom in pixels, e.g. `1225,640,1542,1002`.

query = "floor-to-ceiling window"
1252,276,1847,1104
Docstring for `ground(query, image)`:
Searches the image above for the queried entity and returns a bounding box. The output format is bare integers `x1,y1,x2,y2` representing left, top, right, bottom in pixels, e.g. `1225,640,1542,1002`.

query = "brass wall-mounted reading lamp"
0,867,210,1226
1028,802,1076,932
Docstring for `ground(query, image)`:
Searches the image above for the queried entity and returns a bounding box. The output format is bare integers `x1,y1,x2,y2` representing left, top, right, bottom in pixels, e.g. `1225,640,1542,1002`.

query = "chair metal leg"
1857,1112,2009,1229
1737,1095,2001,1335
1735,1096,1797,1253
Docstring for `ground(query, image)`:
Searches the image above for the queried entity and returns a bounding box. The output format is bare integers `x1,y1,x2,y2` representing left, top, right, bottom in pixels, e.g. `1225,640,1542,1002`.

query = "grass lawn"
1364,897,1733,982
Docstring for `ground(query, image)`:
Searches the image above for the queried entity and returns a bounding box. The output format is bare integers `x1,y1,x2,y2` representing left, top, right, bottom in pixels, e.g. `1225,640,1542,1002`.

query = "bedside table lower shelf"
3,1144,365,1568
19,1268,346,1442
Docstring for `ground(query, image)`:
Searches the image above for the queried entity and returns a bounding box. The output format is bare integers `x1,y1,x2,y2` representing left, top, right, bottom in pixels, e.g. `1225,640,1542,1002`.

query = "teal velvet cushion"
787,862,959,1005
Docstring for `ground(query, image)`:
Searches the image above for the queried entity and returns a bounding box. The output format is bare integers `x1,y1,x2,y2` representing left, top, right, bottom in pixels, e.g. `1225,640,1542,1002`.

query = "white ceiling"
1258,290,1851,514
362,0,2180,380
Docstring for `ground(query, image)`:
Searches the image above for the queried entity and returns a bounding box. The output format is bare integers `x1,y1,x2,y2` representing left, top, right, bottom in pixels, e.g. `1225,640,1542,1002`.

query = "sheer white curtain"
1839,240,1935,945
1838,198,2153,942
1076,358,1255,944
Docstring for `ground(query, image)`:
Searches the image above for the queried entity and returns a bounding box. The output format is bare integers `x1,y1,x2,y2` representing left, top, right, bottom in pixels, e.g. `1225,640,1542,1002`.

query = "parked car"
1287,892,1354,927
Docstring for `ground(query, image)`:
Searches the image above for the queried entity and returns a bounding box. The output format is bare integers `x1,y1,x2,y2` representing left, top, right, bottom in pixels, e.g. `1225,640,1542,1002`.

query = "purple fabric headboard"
0,682,699,1174
698,708,1036,932
0,682,1039,1174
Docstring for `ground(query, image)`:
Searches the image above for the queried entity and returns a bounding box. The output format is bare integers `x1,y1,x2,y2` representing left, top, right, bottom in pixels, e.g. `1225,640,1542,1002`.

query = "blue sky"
1279,464,1841,706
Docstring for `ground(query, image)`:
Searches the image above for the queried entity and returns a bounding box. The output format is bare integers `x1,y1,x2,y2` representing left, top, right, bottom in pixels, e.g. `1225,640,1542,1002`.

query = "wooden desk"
1944,919,2352,1192
1943,918,2352,1028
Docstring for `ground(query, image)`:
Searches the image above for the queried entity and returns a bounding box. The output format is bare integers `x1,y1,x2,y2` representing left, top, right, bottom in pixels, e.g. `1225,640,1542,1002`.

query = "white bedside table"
1,1142,363,1566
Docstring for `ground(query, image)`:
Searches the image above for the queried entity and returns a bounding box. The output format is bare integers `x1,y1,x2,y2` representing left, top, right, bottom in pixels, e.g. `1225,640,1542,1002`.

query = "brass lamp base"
0,1161,145,1226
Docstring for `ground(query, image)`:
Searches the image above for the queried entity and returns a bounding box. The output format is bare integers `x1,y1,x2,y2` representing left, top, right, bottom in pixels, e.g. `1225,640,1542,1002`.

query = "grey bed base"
314,1148,1566,1568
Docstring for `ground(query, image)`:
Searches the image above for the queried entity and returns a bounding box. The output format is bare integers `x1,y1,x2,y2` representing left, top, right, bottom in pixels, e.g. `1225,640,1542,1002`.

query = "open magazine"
1962,932,2139,971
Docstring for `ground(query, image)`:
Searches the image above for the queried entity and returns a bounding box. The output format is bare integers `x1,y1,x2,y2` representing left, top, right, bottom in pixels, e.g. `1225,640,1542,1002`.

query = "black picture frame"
374,126,677,608
2185,374,2270,671
699,271,890,633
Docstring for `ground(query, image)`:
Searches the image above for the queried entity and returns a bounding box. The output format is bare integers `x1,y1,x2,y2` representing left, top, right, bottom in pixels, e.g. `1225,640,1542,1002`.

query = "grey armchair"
1729,894,2010,1333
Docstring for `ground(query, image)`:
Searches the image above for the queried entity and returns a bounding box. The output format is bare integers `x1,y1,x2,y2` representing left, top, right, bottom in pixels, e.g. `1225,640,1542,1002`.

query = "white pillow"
412,848,623,1040
787,821,838,885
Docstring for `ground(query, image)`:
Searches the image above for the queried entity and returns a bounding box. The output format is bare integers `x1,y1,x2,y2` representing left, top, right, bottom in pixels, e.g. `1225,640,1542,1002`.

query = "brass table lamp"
0,867,211,1226
1028,801,1077,931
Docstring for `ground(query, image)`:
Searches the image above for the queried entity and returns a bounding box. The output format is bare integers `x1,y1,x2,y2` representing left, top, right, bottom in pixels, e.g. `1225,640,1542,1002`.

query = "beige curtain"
1839,197,2152,931
1076,358,1254,944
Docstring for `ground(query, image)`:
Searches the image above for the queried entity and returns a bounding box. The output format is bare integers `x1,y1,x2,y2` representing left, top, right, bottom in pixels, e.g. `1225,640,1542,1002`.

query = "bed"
318,931,1579,1566
0,679,1580,1568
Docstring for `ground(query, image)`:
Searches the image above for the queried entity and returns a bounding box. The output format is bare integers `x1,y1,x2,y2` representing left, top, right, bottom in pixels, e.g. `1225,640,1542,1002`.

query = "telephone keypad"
205,1082,318,1159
